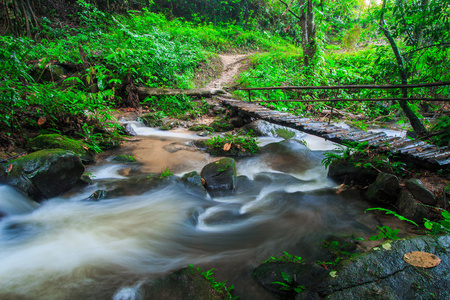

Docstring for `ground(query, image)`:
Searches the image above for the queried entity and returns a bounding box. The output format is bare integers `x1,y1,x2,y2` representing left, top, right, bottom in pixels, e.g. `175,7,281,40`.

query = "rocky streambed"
0,118,448,300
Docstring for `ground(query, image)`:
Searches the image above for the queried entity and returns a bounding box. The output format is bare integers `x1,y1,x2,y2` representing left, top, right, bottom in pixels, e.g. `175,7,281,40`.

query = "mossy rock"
160,120,179,130
140,113,164,127
189,125,215,132
274,128,296,140
26,134,94,164
200,158,237,196
208,118,234,132
0,149,84,201
112,154,136,163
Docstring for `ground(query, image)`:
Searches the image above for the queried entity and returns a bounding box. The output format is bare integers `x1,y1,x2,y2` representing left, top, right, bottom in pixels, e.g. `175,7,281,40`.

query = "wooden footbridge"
218,82,450,170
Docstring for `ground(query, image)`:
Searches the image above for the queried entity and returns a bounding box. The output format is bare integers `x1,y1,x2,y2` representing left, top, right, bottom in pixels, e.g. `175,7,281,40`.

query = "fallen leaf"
38,116,47,125
403,251,441,268
329,271,338,278
382,243,392,250
7,164,13,173
201,178,206,185
223,143,231,151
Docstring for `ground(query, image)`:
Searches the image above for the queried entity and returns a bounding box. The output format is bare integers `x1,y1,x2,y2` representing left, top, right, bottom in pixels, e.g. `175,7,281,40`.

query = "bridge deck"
220,98,450,170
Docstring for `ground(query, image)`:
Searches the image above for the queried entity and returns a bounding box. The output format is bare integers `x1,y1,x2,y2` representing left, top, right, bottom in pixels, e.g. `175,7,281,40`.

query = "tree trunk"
136,87,227,99
379,0,427,136
299,0,316,68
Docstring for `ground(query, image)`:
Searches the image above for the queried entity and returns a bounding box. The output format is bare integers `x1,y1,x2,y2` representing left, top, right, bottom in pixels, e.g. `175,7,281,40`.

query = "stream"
0,122,383,300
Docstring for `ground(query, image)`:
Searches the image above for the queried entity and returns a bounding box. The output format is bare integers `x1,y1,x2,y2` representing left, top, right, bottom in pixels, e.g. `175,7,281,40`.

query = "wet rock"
242,120,299,140
160,120,179,130
365,173,400,205
208,117,234,132
113,155,136,163
84,190,108,201
0,150,85,202
229,116,245,128
397,190,429,224
122,123,137,136
163,142,197,153
26,133,94,164
254,262,327,296
140,113,163,127
200,158,237,195
405,178,436,206
142,267,232,300
197,131,208,137
181,171,207,195
327,160,378,186
316,235,450,299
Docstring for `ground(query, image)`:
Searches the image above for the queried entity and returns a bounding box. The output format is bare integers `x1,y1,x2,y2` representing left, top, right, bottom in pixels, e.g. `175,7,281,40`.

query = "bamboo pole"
238,81,450,91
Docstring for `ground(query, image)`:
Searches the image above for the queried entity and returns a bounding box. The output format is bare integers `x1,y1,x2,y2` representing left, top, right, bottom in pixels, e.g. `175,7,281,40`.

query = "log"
136,87,227,99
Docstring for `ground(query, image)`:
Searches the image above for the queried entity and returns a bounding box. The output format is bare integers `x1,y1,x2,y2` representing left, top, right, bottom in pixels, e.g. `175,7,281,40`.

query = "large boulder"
397,190,429,224
26,134,94,164
365,173,400,205
315,235,450,299
405,178,437,206
327,159,378,186
200,158,237,195
0,150,85,202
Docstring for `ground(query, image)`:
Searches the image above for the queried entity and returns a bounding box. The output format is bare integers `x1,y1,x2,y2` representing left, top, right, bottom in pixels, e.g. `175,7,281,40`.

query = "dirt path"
206,54,252,89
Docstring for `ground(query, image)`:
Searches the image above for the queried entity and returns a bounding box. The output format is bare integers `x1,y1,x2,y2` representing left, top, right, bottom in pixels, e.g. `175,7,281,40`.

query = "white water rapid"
0,123,380,300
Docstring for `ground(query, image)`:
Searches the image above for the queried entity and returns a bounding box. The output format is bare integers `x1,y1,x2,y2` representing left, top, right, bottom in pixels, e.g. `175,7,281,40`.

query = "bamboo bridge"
218,86,450,170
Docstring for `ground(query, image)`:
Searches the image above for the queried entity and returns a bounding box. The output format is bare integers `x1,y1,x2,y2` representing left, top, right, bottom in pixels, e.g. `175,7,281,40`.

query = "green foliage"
365,208,419,227
160,167,173,178
342,25,362,49
368,226,400,241
428,116,450,147
189,265,237,300
365,208,418,241
424,210,450,235
204,132,259,156
264,251,303,264
271,271,305,294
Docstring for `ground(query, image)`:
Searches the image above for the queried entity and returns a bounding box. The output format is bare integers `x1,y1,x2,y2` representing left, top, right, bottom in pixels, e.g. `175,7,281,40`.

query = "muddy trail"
206,53,252,89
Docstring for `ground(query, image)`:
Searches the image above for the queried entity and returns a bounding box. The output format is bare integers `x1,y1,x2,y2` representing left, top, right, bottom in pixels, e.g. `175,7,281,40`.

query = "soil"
206,53,253,89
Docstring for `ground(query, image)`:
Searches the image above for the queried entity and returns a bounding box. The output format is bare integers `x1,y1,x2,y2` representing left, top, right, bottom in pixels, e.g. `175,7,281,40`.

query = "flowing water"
0,123,382,300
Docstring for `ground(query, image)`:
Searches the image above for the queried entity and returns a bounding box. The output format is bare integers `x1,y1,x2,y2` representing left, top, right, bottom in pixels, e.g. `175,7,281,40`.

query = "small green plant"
368,226,401,241
160,167,173,178
189,265,237,300
424,210,450,234
365,208,419,227
205,132,259,156
264,251,303,264
365,208,418,241
271,271,305,294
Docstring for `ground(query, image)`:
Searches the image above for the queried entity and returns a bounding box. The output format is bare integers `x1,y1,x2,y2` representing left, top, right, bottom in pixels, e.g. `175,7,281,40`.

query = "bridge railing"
237,81,450,123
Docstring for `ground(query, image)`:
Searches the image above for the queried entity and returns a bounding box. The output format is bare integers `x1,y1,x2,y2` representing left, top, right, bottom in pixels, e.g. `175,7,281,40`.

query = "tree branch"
278,0,303,20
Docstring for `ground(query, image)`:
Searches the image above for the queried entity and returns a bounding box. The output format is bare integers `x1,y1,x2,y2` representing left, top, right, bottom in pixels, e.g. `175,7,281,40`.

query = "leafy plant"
189,265,237,300
205,132,259,156
271,271,305,294
424,210,450,235
368,226,400,241
160,167,173,178
365,208,419,227
264,251,303,264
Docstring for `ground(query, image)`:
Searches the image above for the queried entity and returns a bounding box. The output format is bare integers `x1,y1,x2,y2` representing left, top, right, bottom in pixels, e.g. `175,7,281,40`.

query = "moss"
189,125,215,132
140,112,164,127
26,134,93,162
275,128,296,139
113,154,136,163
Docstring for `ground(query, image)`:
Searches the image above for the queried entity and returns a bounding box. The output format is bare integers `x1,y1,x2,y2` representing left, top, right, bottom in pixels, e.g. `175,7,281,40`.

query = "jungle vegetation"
1,0,449,154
